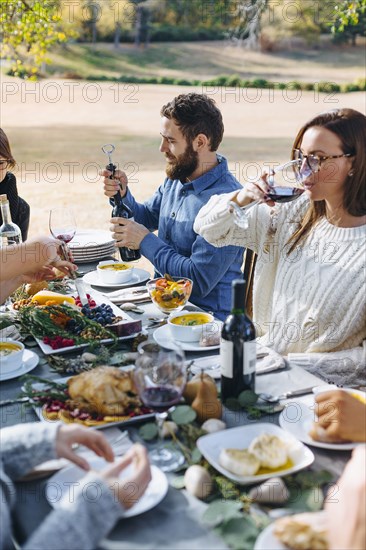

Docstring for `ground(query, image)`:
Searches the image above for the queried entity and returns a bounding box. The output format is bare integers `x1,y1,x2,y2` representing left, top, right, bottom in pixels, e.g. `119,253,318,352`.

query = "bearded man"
102,93,244,320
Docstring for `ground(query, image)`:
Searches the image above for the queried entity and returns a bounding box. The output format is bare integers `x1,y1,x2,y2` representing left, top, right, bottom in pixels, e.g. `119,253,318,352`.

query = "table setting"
0,259,363,550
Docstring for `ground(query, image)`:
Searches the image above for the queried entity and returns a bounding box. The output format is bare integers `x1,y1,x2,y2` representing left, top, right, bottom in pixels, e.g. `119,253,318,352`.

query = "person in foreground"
325,445,366,550
102,93,244,320
0,236,76,303
0,423,151,550
0,128,30,241
194,108,366,377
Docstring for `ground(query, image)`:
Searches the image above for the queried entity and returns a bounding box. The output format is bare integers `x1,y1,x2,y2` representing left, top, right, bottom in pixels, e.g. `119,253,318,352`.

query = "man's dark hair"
160,93,224,151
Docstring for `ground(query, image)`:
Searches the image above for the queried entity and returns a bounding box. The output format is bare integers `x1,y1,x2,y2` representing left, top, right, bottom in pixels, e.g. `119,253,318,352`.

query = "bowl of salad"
146,276,192,314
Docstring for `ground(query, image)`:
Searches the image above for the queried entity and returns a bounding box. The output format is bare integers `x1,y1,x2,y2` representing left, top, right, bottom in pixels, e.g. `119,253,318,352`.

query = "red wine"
56,233,74,243
266,187,304,203
141,386,181,412
220,279,256,406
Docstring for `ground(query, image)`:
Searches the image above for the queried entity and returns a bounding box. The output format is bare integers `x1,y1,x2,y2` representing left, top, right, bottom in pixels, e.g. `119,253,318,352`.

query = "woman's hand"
101,444,151,509
314,390,366,442
235,174,275,208
101,169,128,199
55,425,114,470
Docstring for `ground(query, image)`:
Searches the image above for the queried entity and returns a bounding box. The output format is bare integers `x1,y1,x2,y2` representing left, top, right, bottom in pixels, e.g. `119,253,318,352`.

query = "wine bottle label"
220,338,233,378
243,341,256,375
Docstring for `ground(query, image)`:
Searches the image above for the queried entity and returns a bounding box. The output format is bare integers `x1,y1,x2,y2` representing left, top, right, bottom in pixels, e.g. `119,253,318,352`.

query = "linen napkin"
256,345,287,375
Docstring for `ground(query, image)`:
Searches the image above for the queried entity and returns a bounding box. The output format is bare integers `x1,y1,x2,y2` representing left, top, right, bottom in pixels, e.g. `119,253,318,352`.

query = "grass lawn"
47,41,366,84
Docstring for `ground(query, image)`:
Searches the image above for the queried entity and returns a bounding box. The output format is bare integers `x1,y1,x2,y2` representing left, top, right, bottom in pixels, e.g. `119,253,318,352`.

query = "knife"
0,397,30,407
59,242,89,306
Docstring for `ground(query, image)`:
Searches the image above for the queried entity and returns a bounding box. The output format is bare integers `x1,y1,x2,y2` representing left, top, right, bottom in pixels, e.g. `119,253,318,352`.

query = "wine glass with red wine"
229,159,309,229
49,208,76,244
134,341,187,472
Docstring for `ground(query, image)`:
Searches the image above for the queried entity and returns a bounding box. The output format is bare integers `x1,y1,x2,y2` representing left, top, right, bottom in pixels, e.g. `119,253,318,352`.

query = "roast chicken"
67,366,140,416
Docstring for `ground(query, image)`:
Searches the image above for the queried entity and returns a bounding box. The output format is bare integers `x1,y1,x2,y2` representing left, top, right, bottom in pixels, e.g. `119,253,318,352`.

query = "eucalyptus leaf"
171,405,197,425
238,390,258,407
139,422,158,441
170,476,186,490
287,487,323,512
24,339,38,348
218,516,260,550
202,500,242,527
224,398,241,411
191,448,202,464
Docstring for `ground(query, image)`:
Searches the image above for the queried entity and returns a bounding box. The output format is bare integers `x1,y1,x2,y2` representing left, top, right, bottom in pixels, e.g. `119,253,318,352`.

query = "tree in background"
331,0,366,45
0,0,67,77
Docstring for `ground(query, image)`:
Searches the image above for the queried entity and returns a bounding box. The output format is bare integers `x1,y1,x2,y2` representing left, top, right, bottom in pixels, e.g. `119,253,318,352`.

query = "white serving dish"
97,260,134,284
167,311,217,342
0,339,25,374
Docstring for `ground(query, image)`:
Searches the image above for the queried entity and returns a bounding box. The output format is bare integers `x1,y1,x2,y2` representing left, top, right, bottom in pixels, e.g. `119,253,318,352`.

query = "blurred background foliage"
1,0,365,78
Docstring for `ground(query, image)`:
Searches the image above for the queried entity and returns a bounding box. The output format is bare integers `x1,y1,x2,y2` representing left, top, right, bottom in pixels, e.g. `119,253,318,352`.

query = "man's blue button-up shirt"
122,155,244,320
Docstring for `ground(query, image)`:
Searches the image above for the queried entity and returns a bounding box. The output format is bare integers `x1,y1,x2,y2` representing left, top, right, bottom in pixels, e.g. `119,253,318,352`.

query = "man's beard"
165,142,199,182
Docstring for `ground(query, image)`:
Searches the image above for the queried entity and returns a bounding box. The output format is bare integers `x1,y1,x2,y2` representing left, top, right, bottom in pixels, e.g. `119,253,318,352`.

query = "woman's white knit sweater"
194,193,366,362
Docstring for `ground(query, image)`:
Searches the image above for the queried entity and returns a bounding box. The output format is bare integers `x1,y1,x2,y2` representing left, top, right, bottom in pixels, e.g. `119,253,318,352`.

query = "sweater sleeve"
23,473,122,550
0,422,59,480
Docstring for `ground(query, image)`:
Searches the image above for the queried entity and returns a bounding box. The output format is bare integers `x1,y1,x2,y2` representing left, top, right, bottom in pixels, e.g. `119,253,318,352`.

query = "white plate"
83,268,150,289
46,458,168,517
68,230,115,249
197,423,314,485
0,349,39,382
254,523,286,550
279,393,365,451
34,295,142,355
254,512,328,550
189,355,221,378
153,324,220,352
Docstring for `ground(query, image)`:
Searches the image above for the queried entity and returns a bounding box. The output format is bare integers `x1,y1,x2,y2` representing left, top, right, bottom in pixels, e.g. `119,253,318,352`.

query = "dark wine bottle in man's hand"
102,144,141,262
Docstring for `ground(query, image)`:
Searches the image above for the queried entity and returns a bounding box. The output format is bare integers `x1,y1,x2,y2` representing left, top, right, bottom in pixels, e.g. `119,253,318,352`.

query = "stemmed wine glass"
134,341,187,472
229,159,311,229
49,208,77,244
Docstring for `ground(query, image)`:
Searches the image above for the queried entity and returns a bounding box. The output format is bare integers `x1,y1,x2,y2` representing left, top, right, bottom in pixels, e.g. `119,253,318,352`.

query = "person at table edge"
102,93,244,320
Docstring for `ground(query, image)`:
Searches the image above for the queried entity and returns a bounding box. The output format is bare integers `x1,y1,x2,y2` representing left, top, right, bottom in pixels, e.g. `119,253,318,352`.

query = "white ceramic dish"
27,373,156,429
0,349,39,382
68,229,115,249
46,459,168,517
97,260,134,284
153,324,220,352
197,423,314,485
168,311,216,343
254,511,328,550
279,392,366,451
0,338,25,373
34,295,141,355
83,268,150,289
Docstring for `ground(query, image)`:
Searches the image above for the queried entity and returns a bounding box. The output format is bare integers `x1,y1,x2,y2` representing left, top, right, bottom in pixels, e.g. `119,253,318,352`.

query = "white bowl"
168,311,218,343
0,339,25,374
97,261,134,284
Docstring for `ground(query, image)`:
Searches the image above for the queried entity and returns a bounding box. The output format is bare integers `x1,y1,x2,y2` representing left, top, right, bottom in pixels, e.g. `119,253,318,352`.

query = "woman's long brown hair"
287,108,366,253
0,128,16,169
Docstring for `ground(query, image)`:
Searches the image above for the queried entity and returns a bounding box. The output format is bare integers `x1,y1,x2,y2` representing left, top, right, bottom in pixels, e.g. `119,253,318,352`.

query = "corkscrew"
101,143,116,178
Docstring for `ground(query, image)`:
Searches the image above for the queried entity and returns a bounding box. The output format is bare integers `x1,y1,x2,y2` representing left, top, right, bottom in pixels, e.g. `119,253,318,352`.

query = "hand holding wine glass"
49,208,76,244
230,159,311,229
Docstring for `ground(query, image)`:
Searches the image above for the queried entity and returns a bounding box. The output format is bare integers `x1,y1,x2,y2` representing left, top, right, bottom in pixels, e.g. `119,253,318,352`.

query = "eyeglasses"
0,160,11,169
293,149,352,174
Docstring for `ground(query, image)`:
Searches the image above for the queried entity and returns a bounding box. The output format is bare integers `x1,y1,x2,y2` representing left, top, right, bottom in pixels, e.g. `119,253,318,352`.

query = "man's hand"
101,444,151,509
55,425,114,470
110,217,149,249
101,169,128,199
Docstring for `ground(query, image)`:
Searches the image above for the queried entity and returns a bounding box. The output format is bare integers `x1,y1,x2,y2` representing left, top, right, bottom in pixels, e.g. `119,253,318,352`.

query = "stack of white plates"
68,229,116,263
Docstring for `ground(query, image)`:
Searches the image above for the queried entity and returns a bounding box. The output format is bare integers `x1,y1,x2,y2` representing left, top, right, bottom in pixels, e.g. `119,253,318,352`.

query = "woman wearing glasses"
194,108,366,381
0,128,30,241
